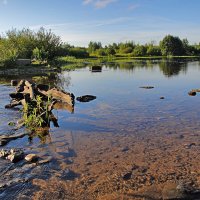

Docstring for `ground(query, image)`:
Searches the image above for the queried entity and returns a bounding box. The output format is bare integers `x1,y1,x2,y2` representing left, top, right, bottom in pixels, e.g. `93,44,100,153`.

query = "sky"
0,0,200,46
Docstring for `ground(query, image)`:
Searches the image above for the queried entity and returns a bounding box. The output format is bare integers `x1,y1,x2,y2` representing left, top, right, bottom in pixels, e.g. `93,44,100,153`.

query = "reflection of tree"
106,59,160,71
159,59,188,77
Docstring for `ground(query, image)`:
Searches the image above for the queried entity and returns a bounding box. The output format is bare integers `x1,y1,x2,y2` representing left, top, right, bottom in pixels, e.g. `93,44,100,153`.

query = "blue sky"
0,0,200,46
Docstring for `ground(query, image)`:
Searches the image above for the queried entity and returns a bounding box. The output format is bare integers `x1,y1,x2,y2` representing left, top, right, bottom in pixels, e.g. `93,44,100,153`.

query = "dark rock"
122,171,132,180
140,86,154,89
188,91,196,96
160,96,165,99
91,66,102,72
76,95,96,102
11,80,18,86
86,161,92,166
185,143,196,149
121,146,129,152
7,153,24,163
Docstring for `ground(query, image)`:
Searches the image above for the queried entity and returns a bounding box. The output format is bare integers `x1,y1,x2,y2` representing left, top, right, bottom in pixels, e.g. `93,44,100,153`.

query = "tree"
32,47,41,60
132,45,147,57
119,41,135,54
88,41,102,54
106,46,116,56
147,46,161,56
96,48,107,56
35,27,62,60
159,35,184,56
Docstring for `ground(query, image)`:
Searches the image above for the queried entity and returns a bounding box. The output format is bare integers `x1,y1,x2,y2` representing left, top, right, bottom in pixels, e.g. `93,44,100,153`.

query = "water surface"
0,59,200,199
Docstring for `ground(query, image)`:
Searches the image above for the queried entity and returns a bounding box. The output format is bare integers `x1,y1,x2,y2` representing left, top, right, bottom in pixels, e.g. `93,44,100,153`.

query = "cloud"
82,0,117,8
1,0,8,5
128,4,140,11
83,0,93,5
95,0,117,8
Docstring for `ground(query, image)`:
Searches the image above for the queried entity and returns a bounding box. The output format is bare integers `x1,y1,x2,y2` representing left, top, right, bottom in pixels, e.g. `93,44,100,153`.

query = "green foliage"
68,47,89,58
159,35,184,56
0,39,18,66
88,41,102,54
0,27,62,66
119,41,135,54
96,48,107,56
23,95,51,130
132,45,147,57
106,46,116,56
147,46,161,56
32,47,41,60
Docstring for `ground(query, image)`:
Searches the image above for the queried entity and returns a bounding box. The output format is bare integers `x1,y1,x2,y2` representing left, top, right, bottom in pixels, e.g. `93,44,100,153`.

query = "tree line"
0,27,200,67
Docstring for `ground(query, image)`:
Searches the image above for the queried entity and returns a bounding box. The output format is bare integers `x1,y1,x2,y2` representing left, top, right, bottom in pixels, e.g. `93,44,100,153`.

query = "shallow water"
0,59,200,199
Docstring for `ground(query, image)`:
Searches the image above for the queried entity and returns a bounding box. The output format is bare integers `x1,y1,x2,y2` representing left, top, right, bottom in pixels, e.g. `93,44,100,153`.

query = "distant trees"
132,45,147,57
146,46,161,56
88,41,102,54
85,37,200,58
0,27,200,67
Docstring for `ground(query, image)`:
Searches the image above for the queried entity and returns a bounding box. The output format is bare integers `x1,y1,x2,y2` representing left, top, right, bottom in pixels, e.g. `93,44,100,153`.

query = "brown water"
0,59,200,200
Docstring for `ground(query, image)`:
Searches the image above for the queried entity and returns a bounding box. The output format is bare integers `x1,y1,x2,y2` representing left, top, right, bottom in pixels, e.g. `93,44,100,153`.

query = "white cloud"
82,0,117,8
83,0,93,5
95,0,117,8
128,4,140,11
1,0,8,5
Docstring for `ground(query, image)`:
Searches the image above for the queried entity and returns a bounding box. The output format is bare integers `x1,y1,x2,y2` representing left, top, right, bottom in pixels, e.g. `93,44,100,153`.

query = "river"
0,59,200,199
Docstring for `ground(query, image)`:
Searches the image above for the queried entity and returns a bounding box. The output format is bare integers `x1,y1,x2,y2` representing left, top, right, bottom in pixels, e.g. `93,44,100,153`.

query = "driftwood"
0,132,28,146
38,88,74,106
5,99,22,109
5,80,75,130
6,80,74,108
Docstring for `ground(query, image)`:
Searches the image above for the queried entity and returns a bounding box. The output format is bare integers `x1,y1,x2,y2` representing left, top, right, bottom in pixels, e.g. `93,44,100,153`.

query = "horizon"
0,0,200,47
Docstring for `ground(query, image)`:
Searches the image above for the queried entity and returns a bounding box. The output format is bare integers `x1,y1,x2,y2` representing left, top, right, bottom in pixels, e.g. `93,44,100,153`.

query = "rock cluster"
0,148,24,163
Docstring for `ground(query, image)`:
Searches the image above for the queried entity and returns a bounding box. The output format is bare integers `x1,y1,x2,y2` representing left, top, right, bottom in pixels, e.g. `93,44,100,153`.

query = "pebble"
25,154,38,162
121,146,129,152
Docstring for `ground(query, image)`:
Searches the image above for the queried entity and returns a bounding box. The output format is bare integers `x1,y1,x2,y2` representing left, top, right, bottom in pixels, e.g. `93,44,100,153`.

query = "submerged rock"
0,148,24,163
25,154,38,162
122,171,132,180
188,91,196,96
76,95,96,102
140,86,154,89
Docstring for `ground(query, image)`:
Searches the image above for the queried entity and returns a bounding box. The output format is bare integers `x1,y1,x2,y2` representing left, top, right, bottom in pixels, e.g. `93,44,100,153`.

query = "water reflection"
99,58,198,77
159,59,187,77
